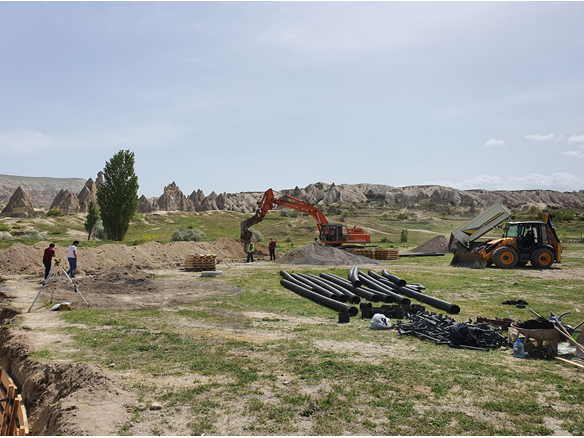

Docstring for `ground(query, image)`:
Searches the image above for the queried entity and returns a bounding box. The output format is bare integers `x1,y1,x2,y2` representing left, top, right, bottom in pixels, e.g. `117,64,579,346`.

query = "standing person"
268,238,277,261
42,243,56,280
67,241,79,278
246,241,255,263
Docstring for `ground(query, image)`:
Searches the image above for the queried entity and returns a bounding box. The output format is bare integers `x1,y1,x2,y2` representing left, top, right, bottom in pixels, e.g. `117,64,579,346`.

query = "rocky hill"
140,181,584,214
0,174,86,206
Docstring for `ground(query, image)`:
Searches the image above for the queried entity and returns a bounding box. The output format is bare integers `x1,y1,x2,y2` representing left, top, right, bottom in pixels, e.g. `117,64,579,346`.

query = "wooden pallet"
0,367,28,436
347,249,399,260
184,254,217,272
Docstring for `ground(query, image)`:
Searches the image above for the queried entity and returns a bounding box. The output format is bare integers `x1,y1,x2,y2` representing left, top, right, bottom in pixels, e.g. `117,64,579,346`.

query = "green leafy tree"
84,201,99,240
96,150,139,241
400,228,408,243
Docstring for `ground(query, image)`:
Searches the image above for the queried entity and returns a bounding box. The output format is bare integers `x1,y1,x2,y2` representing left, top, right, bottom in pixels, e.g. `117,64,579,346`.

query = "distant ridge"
0,174,86,205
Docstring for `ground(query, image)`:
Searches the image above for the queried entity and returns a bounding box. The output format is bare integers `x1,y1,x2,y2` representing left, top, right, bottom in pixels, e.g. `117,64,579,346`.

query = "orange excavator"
240,189,370,246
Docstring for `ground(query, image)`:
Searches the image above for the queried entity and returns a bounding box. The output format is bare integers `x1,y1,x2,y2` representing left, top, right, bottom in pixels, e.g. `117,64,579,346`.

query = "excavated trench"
0,302,135,436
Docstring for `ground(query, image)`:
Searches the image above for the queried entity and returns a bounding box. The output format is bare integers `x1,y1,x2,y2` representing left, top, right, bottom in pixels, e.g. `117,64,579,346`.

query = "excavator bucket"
450,251,487,269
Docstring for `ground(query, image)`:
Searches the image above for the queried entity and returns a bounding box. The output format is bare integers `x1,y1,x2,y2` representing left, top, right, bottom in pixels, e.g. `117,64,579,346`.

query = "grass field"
5,205,583,435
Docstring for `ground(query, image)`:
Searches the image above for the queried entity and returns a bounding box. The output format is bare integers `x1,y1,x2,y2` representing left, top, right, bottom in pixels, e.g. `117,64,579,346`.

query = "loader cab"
504,221,554,264
320,224,349,244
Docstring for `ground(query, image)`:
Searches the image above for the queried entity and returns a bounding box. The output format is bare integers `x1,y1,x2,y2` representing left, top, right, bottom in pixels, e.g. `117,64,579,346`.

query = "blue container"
513,338,525,358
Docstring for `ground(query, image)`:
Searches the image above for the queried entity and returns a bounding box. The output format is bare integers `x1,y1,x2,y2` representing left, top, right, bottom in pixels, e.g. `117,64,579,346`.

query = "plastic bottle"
513,338,524,358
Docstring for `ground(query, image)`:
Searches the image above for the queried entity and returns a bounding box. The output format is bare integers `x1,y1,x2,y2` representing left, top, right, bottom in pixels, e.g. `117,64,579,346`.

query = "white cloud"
562,150,584,158
568,135,584,144
525,133,565,142
424,172,584,192
484,138,506,147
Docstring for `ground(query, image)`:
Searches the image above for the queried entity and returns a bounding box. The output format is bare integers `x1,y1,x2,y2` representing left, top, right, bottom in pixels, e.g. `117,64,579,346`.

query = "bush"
92,219,107,240
0,224,10,232
279,208,299,218
22,230,46,240
400,229,408,243
397,213,409,220
251,228,264,242
381,236,391,243
46,209,63,217
380,214,391,221
284,234,292,243
171,228,206,242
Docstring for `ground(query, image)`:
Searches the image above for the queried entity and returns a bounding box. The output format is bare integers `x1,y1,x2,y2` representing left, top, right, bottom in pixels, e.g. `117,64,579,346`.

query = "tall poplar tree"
84,201,99,240
96,150,139,241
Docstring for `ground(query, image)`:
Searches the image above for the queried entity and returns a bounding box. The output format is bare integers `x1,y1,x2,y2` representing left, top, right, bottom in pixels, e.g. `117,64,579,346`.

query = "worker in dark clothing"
246,241,255,263
43,243,56,279
268,238,277,261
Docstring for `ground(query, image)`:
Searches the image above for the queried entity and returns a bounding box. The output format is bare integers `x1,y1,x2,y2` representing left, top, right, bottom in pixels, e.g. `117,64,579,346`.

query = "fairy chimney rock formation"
49,189,80,215
0,186,35,218
156,182,193,211
138,195,154,213
77,176,99,212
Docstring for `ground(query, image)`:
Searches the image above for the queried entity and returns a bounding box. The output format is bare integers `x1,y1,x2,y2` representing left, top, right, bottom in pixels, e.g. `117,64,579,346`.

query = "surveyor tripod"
28,258,89,313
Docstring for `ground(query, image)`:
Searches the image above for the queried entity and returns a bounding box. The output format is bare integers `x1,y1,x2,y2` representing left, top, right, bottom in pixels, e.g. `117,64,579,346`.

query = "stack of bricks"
184,254,217,272
347,248,399,260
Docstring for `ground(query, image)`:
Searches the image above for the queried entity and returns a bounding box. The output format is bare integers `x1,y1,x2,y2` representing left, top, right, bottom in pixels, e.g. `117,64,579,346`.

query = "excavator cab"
319,224,349,245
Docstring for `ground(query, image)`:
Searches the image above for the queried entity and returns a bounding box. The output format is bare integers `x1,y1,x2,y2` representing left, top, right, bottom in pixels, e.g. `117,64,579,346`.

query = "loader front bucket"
450,251,487,269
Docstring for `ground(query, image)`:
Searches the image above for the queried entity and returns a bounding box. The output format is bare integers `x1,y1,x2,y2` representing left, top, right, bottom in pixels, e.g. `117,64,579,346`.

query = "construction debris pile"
394,313,507,351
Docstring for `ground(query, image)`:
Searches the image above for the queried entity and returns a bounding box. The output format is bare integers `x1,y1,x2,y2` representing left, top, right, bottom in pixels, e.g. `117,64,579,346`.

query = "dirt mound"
40,267,245,311
278,243,382,266
409,235,449,253
0,238,267,276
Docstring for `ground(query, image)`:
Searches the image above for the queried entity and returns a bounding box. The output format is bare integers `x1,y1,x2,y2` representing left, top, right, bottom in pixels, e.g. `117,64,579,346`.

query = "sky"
1,2,584,198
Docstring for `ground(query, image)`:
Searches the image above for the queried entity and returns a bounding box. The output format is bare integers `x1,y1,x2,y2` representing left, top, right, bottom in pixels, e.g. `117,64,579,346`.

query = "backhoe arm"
240,188,329,240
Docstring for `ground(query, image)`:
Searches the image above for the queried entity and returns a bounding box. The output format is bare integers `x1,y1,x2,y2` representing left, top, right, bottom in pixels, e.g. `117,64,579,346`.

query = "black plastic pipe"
280,279,358,317
348,266,362,288
297,273,347,301
357,271,411,305
289,273,347,302
380,272,406,286
319,273,383,302
304,274,360,304
376,269,461,314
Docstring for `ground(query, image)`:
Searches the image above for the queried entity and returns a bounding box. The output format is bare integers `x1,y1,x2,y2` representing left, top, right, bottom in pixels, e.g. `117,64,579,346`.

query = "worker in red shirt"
268,238,277,261
43,243,56,279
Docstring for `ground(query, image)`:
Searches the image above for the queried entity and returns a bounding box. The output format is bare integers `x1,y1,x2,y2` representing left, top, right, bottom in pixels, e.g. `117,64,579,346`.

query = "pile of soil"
409,235,449,253
0,238,267,276
41,267,245,311
278,243,382,266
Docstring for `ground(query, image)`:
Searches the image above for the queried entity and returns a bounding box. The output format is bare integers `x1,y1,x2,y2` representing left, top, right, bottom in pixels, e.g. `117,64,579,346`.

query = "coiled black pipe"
357,271,410,305
280,278,358,317
304,274,361,304
375,269,461,314
348,266,362,288
319,273,383,302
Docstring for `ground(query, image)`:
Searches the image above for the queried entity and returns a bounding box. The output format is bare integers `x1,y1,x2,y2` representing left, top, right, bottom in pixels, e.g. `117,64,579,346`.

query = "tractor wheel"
530,248,554,269
493,246,519,269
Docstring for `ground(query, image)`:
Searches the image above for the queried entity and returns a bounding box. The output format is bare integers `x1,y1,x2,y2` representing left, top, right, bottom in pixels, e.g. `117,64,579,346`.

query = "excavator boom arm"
240,188,329,239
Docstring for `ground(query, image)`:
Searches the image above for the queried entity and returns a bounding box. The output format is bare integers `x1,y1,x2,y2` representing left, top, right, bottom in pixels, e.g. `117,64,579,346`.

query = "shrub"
92,219,107,240
171,228,205,242
22,230,46,240
251,228,264,242
46,209,63,217
400,229,408,243
397,213,409,220
279,208,299,218
284,234,292,243
380,214,391,221
0,224,10,232
380,236,391,243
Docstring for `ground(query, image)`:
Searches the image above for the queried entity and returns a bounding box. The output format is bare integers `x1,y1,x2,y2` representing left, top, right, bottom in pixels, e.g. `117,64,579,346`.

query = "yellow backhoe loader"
449,200,562,269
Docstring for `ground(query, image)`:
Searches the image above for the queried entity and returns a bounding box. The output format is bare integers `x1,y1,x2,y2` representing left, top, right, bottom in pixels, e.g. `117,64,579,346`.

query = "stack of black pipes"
279,270,359,323
279,266,461,323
